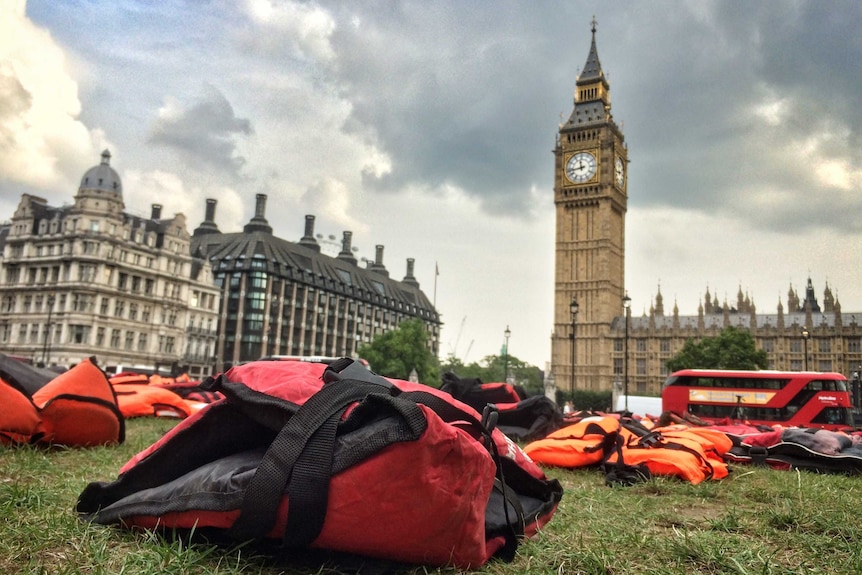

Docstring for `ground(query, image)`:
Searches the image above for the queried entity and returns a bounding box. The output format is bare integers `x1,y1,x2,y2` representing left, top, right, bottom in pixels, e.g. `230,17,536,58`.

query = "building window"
637,339,646,353
138,333,148,352
848,338,861,353
69,325,90,345
110,329,121,348
73,294,92,312
100,297,110,315
818,359,833,372
818,340,831,353
2,296,15,313
96,327,105,347
637,358,646,375
79,264,96,283
762,339,774,353
129,303,138,321
660,340,670,353
114,300,125,318
125,331,135,350
789,340,802,353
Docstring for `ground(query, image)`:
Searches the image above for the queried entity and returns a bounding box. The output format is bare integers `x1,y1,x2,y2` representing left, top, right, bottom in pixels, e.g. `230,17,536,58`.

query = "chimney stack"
299,214,321,252
337,231,358,265
369,245,389,277
192,198,221,236
243,193,273,234
402,258,419,287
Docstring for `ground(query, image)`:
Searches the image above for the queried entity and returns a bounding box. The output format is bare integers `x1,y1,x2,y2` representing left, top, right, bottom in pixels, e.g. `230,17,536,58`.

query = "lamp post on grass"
569,297,579,401
503,325,511,383
623,292,631,412
42,295,55,366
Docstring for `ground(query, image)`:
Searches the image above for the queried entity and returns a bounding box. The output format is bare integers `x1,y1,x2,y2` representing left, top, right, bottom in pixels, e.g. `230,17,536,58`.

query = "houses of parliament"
550,20,862,397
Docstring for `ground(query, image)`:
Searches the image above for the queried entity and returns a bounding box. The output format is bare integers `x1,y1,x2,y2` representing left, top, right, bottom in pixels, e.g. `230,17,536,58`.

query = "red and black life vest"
77,358,563,569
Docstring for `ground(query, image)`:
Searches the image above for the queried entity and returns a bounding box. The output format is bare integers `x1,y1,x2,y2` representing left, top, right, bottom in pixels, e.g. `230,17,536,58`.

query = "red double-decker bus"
662,369,854,430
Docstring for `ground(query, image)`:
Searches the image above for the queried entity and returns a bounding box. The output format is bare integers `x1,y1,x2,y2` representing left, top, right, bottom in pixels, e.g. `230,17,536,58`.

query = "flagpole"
433,262,438,308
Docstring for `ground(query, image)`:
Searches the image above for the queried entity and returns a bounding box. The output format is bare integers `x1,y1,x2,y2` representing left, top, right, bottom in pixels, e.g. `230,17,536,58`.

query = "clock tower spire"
552,18,628,397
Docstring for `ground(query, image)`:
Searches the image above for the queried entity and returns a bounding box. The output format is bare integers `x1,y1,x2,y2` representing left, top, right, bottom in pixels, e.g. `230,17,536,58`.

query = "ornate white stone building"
0,150,220,377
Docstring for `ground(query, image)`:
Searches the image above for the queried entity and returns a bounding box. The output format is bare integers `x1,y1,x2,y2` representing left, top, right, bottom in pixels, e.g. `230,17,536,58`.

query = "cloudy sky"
3,1,861,369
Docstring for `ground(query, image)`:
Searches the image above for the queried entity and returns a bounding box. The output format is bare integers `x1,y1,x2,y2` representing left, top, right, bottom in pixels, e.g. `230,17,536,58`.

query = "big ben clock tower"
552,18,627,396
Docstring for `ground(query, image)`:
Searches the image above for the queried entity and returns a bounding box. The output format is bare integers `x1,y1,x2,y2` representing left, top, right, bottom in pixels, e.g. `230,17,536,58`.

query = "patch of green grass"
5,420,862,574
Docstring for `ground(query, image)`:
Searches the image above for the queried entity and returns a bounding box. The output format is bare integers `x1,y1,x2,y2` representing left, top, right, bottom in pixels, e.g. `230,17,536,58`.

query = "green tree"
357,319,439,383
439,353,544,396
665,326,769,372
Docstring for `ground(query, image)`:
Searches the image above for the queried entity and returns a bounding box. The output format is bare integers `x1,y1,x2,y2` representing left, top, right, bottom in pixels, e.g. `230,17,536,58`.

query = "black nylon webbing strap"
228,379,398,543
322,360,523,559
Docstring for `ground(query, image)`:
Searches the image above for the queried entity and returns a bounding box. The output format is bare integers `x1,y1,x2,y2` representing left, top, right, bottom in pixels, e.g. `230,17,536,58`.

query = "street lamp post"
42,295,55,367
503,325,511,383
801,328,810,371
622,292,631,412
569,297,579,400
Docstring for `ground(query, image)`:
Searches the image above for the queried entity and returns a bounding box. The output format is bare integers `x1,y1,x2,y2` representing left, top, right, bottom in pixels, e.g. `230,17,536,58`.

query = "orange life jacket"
30,357,124,447
524,415,620,468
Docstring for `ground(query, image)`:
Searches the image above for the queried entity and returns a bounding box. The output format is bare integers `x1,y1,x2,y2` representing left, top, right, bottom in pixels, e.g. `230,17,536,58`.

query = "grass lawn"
3,417,862,574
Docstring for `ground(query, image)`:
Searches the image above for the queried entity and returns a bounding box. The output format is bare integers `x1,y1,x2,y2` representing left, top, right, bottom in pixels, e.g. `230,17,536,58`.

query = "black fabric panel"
77,404,276,516
0,352,57,397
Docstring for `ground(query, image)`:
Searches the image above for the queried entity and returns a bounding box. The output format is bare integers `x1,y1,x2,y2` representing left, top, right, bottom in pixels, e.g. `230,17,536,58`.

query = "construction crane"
448,316,467,359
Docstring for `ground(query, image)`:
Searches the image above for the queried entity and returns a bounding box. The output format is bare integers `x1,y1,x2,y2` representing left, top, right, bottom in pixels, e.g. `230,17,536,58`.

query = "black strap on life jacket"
226,373,426,545
618,418,716,482
323,359,524,561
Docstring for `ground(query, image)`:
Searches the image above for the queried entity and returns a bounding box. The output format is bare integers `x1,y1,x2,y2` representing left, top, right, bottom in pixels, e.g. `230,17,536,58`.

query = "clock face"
615,157,625,188
565,152,597,184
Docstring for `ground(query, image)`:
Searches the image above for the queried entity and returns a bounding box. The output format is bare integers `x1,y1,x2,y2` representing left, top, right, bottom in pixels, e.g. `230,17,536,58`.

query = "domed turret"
74,149,125,215
79,149,122,195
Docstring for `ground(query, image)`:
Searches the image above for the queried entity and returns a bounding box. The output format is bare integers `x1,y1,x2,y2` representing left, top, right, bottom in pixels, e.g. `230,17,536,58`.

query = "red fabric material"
739,429,784,448
118,399,500,567
115,360,552,568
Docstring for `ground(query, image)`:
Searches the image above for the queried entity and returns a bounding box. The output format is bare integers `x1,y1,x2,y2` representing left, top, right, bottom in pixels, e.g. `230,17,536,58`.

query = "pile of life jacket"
77,358,564,569
440,372,564,442
0,354,124,447
108,372,220,419
718,424,862,473
524,413,732,485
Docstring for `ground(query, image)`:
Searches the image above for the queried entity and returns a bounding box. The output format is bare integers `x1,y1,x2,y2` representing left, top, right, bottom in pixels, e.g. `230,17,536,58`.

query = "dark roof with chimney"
190,200,439,322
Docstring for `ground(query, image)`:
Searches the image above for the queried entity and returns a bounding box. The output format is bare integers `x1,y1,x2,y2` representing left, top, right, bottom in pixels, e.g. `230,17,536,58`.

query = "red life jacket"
77,358,563,569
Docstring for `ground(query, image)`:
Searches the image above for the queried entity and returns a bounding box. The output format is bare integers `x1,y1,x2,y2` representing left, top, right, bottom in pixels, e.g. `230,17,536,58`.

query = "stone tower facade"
552,18,628,396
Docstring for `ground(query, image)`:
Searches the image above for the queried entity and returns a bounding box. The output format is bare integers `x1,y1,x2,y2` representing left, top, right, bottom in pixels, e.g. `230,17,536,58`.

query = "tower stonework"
552,19,627,395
